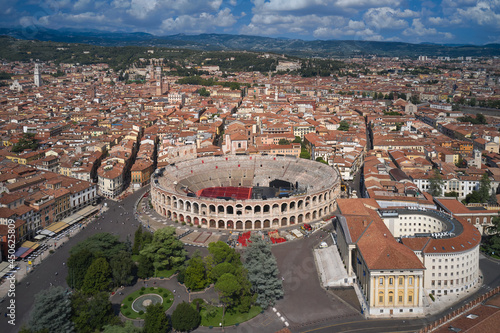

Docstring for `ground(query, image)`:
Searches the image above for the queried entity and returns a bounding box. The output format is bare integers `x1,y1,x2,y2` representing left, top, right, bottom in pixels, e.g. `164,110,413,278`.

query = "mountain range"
1,27,500,58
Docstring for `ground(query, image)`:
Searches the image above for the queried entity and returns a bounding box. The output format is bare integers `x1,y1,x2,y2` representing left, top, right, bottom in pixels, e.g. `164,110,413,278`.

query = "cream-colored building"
335,198,481,317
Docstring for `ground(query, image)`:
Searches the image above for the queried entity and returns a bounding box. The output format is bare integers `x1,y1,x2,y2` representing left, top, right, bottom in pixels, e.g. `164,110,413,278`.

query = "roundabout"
131,293,163,313
120,287,174,319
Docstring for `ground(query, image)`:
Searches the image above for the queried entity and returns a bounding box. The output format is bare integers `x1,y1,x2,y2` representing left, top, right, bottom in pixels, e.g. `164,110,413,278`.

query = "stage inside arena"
196,185,290,200
197,187,253,200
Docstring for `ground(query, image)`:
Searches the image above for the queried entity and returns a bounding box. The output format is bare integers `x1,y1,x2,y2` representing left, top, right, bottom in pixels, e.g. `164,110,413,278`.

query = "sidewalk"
0,204,107,299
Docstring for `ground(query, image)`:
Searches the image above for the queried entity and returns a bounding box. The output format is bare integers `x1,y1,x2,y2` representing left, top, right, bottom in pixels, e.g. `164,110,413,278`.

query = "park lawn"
199,305,262,327
154,268,175,278
120,287,174,320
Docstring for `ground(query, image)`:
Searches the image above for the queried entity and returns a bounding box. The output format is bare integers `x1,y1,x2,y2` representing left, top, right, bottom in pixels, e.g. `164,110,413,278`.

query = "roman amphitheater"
150,155,341,230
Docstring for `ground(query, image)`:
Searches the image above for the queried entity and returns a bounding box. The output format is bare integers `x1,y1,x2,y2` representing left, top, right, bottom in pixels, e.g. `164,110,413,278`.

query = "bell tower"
34,63,42,87
155,67,162,96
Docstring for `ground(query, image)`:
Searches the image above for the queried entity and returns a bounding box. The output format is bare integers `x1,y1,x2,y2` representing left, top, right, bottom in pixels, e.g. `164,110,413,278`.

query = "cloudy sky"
2,0,500,44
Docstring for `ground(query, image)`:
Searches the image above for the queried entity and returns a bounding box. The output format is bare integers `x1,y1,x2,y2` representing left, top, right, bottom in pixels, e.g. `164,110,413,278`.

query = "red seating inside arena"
197,187,252,200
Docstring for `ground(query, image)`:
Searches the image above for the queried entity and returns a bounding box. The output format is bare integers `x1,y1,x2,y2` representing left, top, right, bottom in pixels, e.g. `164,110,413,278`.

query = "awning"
34,234,46,240
39,229,55,237
20,248,34,259
14,247,29,258
45,221,70,234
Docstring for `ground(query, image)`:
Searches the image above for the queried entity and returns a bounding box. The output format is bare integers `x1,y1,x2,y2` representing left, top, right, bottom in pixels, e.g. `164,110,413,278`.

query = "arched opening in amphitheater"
151,155,341,230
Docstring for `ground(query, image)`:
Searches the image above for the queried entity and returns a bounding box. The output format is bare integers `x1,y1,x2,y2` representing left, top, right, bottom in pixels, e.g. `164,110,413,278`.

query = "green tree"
11,133,39,153
315,157,328,165
102,321,142,333
67,248,94,289
143,303,170,333
184,250,208,291
428,169,444,197
292,136,302,143
444,191,459,198
464,190,483,204
28,287,74,333
140,227,187,274
209,261,236,283
278,139,290,145
137,254,155,279
299,149,311,159
338,120,349,131
70,233,128,262
244,234,284,309
206,241,241,267
109,251,135,287
479,173,492,202
132,225,143,255
171,302,201,332
198,87,210,96
71,291,118,333
81,257,112,294
487,215,500,235
215,273,242,317
476,113,486,124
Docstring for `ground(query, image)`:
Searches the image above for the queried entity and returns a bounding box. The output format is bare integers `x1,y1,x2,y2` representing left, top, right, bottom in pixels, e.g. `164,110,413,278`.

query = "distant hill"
1,27,500,58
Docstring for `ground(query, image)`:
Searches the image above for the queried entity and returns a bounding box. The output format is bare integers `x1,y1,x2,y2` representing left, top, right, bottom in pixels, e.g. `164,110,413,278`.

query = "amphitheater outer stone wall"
150,155,341,230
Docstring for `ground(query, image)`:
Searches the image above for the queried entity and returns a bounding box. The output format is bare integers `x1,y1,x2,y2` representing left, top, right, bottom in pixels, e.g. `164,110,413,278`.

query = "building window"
379,278,383,285
408,295,413,302
409,277,413,285
389,278,393,285
399,295,403,303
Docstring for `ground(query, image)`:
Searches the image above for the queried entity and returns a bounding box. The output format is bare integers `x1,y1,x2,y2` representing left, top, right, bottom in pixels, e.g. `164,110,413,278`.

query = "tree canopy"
28,287,74,333
428,169,444,197
184,250,208,291
70,232,128,261
71,291,118,333
171,302,201,332
338,120,350,131
143,303,170,333
140,227,187,273
81,257,112,294
244,234,284,309
11,133,39,153
67,248,95,289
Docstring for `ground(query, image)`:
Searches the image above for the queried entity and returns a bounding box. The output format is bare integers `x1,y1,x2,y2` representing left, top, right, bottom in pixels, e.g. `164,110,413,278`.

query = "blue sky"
1,0,499,44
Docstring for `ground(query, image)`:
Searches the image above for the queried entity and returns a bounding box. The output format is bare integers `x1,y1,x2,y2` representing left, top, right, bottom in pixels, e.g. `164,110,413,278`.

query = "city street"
0,188,148,333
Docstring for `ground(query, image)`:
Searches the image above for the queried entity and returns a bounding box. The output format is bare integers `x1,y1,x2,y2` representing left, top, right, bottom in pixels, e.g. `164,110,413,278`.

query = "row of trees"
176,75,250,90
457,113,487,125
66,233,134,293
11,133,39,153
181,236,283,314
22,286,121,333
26,227,283,332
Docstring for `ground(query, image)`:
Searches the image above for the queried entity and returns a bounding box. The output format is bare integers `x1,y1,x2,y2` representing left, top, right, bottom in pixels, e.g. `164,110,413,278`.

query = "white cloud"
160,8,237,33
229,0,237,5
334,0,401,8
402,18,454,41
403,18,437,36
455,1,500,27
363,7,416,30
313,23,383,41
244,13,345,36
127,0,158,19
